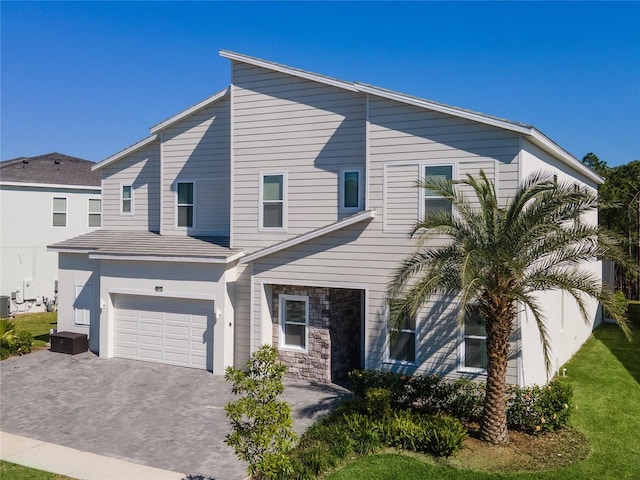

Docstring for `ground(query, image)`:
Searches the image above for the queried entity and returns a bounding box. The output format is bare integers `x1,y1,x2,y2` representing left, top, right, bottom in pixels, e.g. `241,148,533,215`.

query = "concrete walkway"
0,431,184,480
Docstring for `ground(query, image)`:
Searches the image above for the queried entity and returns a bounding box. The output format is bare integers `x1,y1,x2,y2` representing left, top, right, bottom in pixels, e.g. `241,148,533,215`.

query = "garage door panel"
139,348,163,361
114,295,213,371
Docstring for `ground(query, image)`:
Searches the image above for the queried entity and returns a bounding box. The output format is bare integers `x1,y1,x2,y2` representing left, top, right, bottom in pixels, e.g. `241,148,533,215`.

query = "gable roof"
0,153,101,187
220,50,601,185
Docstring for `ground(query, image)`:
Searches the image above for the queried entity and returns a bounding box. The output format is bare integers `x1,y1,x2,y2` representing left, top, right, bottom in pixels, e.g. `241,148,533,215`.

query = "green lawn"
9,312,57,348
0,461,75,480
329,302,640,480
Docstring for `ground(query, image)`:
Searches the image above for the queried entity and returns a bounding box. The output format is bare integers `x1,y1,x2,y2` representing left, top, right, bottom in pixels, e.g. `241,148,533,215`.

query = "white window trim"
384,299,417,365
174,180,197,229
457,307,488,374
279,294,309,353
419,162,456,221
52,196,67,227
88,198,101,228
259,171,287,232
339,167,364,212
120,184,134,215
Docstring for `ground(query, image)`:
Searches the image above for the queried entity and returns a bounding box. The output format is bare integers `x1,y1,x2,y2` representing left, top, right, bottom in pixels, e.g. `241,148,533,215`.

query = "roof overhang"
93,134,158,171
0,182,100,191
150,88,229,133
241,209,375,264
88,252,244,264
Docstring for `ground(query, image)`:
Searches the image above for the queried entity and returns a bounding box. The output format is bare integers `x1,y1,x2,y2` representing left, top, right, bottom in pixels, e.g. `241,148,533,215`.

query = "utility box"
22,280,37,300
50,332,88,355
0,296,10,318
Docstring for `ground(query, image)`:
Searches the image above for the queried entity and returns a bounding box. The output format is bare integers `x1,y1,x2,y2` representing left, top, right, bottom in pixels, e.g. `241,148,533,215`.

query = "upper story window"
121,185,133,215
340,168,363,211
279,294,308,352
423,165,453,218
459,306,487,373
260,172,286,230
177,182,195,228
387,300,416,364
88,199,101,227
52,197,67,227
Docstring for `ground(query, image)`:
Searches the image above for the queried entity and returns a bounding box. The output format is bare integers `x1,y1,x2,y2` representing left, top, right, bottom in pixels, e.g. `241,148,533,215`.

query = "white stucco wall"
518,139,602,385
0,184,101,313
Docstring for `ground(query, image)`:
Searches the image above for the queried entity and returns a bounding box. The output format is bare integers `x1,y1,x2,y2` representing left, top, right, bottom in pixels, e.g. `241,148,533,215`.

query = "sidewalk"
0,431,185,480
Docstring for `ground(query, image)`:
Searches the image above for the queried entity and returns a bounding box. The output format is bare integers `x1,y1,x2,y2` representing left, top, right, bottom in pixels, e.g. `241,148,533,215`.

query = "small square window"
121,185,133,214
387,300,416,363
423,165,452,218
461,307,487,371
280,295,308,351
341,169,363,211
88,199,101,227
261,173,285,229
52,197,67,227
177,182,194,228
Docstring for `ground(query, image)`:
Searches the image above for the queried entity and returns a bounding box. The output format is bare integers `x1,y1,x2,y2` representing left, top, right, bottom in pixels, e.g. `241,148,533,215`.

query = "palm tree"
387,170,632,445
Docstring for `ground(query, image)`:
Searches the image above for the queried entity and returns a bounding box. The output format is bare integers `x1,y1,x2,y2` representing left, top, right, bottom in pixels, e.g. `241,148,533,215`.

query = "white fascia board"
108,288,215,301
92,134,158,171
89,252,244,264
528,129,603,185
0,182,100,192
241,209,376,264
47,247,94,253
150,88,230,134
355,83,531,135
220,50,360,92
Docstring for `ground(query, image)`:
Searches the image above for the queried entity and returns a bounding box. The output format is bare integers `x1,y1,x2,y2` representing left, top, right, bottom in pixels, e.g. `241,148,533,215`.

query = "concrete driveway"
0,350,350,479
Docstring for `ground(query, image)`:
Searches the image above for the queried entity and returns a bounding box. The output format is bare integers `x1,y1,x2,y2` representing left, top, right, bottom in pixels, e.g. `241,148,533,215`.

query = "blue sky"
2,1,639,167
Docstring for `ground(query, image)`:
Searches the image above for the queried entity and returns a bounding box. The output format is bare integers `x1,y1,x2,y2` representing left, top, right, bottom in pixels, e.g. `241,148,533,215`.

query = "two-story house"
49,51,603,386
1,153,101,314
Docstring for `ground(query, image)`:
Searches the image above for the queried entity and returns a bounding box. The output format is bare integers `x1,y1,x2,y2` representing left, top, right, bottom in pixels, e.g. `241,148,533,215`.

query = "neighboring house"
1,153,101,314
49,52,603,386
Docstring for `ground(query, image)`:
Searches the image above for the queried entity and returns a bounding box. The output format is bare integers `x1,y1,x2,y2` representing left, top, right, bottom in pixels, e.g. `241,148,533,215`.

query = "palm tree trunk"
479,300,514,444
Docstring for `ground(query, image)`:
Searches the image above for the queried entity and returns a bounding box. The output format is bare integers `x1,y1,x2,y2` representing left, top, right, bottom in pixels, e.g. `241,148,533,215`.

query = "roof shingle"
0,153,101,186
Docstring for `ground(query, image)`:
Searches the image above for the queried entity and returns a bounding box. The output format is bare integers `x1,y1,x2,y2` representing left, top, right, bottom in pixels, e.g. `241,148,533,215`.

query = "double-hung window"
460,306,487,372
121,185,133,214
88,199,101,227
423,165,453,218
280,294,308,351
52,197,67,227
340,168,363,211
260,173,286,229
177,182,194,228
387,300,416,363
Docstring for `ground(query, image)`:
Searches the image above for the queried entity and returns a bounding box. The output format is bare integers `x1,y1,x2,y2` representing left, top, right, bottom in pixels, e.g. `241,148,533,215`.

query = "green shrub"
365,388,392,418
344,412,382,454
224,345,297,480
14,331,33,356
420,415,468,457
0,319,16,359
348,369,410,405
507,380,573,434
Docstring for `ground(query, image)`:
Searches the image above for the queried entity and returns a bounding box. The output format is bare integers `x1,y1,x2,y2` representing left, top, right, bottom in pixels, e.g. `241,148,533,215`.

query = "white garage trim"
108,288,215,301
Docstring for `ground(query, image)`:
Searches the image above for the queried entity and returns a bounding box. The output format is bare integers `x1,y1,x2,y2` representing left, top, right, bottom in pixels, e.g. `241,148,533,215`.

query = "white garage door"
114,295,214,370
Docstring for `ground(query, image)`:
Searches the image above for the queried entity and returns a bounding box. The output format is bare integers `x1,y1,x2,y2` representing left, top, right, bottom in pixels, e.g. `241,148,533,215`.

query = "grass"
0,461,75,480
8,312,57,348
329,302,640,480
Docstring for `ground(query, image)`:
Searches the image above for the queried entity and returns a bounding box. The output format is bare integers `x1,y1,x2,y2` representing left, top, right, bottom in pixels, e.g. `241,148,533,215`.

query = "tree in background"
582,153,640,300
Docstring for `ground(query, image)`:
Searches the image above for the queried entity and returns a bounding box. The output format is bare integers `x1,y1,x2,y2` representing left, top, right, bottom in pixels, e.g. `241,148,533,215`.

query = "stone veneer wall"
272,285,362,383
329,289,361,380
272,285,331,382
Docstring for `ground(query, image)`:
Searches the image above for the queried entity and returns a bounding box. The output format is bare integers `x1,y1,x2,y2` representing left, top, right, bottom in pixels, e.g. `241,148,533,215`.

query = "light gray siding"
101,141,161,231
232,62,366,253
162,96,231,235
